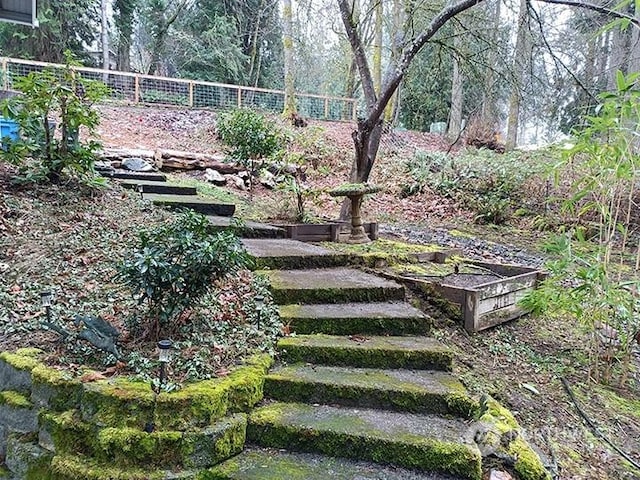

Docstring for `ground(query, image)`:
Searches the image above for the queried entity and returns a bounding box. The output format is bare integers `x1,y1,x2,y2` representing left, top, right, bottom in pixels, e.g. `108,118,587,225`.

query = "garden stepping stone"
242,238,349,269
142,193,236,217
264,364,478,417
119,179,197,196
247,402,483,480
278,301,430,335
210,447,466,479
259,267,406,304
277,334,454,370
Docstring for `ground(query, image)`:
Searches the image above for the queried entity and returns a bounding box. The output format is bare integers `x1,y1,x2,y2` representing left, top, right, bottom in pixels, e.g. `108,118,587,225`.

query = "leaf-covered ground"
0,105,637,479
0,162,281,384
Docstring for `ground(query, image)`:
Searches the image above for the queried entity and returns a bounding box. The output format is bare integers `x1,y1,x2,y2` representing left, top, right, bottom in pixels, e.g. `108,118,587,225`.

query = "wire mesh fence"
1,57,357,121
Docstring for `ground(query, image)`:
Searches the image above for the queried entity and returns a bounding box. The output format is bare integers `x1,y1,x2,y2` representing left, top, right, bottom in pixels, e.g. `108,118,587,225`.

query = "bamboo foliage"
522,71,640,386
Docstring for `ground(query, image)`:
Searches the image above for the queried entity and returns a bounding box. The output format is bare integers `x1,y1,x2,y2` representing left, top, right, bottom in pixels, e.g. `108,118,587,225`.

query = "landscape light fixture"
254,295,265,330
40,290,52,307
137,184,144,199
41,290,53,322
157,339,173,390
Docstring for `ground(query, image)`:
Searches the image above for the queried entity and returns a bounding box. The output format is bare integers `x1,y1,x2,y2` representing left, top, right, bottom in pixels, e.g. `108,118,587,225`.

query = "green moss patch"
247,402,482,479
265,364,478,418
0,352,41,373
321,239,445,267
477,397,551,480
47,454,167,480
261,268,405,305
42,410,247,470
277,334,453,371
82,354,271,430
278,302,430,336
207,446,469,480
0,390,32,409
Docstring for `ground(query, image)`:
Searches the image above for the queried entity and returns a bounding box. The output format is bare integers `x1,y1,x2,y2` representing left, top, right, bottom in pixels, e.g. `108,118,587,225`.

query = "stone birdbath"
329,182,382,244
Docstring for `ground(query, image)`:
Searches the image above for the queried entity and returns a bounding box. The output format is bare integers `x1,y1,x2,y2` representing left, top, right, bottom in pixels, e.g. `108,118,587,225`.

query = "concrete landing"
212,447,466,479
278,301,430,335
243,239,349,269
260,267,406,304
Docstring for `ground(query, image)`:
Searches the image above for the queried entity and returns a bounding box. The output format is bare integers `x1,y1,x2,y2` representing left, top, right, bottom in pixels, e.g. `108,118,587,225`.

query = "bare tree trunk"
506,0,530,150
101,0,109,81
373,0,383,93
480,0,501,127
448,26,463,139
283,0,297,117
114,0,135,72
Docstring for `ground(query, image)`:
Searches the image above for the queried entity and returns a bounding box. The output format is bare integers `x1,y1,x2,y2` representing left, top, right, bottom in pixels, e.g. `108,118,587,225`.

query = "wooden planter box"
274,222,379,243
389,260,546,333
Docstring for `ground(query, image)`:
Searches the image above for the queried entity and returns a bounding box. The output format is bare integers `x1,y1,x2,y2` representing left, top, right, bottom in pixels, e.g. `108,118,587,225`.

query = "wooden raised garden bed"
385,258,546,333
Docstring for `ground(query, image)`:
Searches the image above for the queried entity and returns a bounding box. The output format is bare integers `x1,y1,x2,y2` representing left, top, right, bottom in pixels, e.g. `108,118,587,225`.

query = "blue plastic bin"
0,118,19,147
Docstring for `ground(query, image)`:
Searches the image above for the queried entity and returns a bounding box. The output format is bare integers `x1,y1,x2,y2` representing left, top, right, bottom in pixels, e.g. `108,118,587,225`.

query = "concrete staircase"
220,239,485,480
107,171,285,238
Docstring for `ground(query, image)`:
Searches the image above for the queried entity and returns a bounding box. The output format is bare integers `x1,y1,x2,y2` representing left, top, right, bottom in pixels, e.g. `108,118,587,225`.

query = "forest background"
0,0,637,149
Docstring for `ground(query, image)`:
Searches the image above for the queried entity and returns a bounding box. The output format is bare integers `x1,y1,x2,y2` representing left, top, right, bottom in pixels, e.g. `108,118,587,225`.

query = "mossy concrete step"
277,334,453,371
243,239,350,269
209,217,285,239
264,364,478,417
120,180,197,195
102,171,167,182
211,447,466,479
143,193,236,216
279,302,430,335
260,267,405,304
247,402,482,480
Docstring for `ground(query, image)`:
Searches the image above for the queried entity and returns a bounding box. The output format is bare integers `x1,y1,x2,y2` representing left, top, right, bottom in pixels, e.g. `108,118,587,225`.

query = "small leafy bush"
1,52,109,184
118,211,251,339
217,108,283,163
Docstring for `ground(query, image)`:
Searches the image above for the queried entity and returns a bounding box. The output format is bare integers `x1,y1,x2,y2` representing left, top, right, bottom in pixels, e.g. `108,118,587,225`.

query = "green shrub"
217,108,283,163
1,52,109,185
117,211,251,339
405,149,547,224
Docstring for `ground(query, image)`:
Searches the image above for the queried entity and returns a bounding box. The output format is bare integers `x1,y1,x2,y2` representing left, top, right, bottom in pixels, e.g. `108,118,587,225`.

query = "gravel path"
381,224,546,268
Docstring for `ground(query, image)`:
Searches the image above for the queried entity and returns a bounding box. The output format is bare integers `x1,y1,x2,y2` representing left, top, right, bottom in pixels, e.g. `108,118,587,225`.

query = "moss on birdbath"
328,183,382,244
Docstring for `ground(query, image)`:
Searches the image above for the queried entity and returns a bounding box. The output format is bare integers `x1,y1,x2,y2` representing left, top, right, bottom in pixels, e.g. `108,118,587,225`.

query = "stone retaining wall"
0,349,272,479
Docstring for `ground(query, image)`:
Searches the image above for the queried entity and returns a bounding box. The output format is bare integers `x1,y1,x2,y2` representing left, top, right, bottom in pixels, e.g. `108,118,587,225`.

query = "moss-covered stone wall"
0,349,272,479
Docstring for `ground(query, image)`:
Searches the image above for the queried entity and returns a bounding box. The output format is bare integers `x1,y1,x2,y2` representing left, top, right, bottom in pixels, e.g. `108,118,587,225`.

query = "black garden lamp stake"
41,290,53,323
255,295,265,330
157,339,173,391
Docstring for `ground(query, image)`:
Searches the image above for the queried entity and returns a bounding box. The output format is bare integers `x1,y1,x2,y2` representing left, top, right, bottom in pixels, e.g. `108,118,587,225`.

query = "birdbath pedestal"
329,183,382,244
